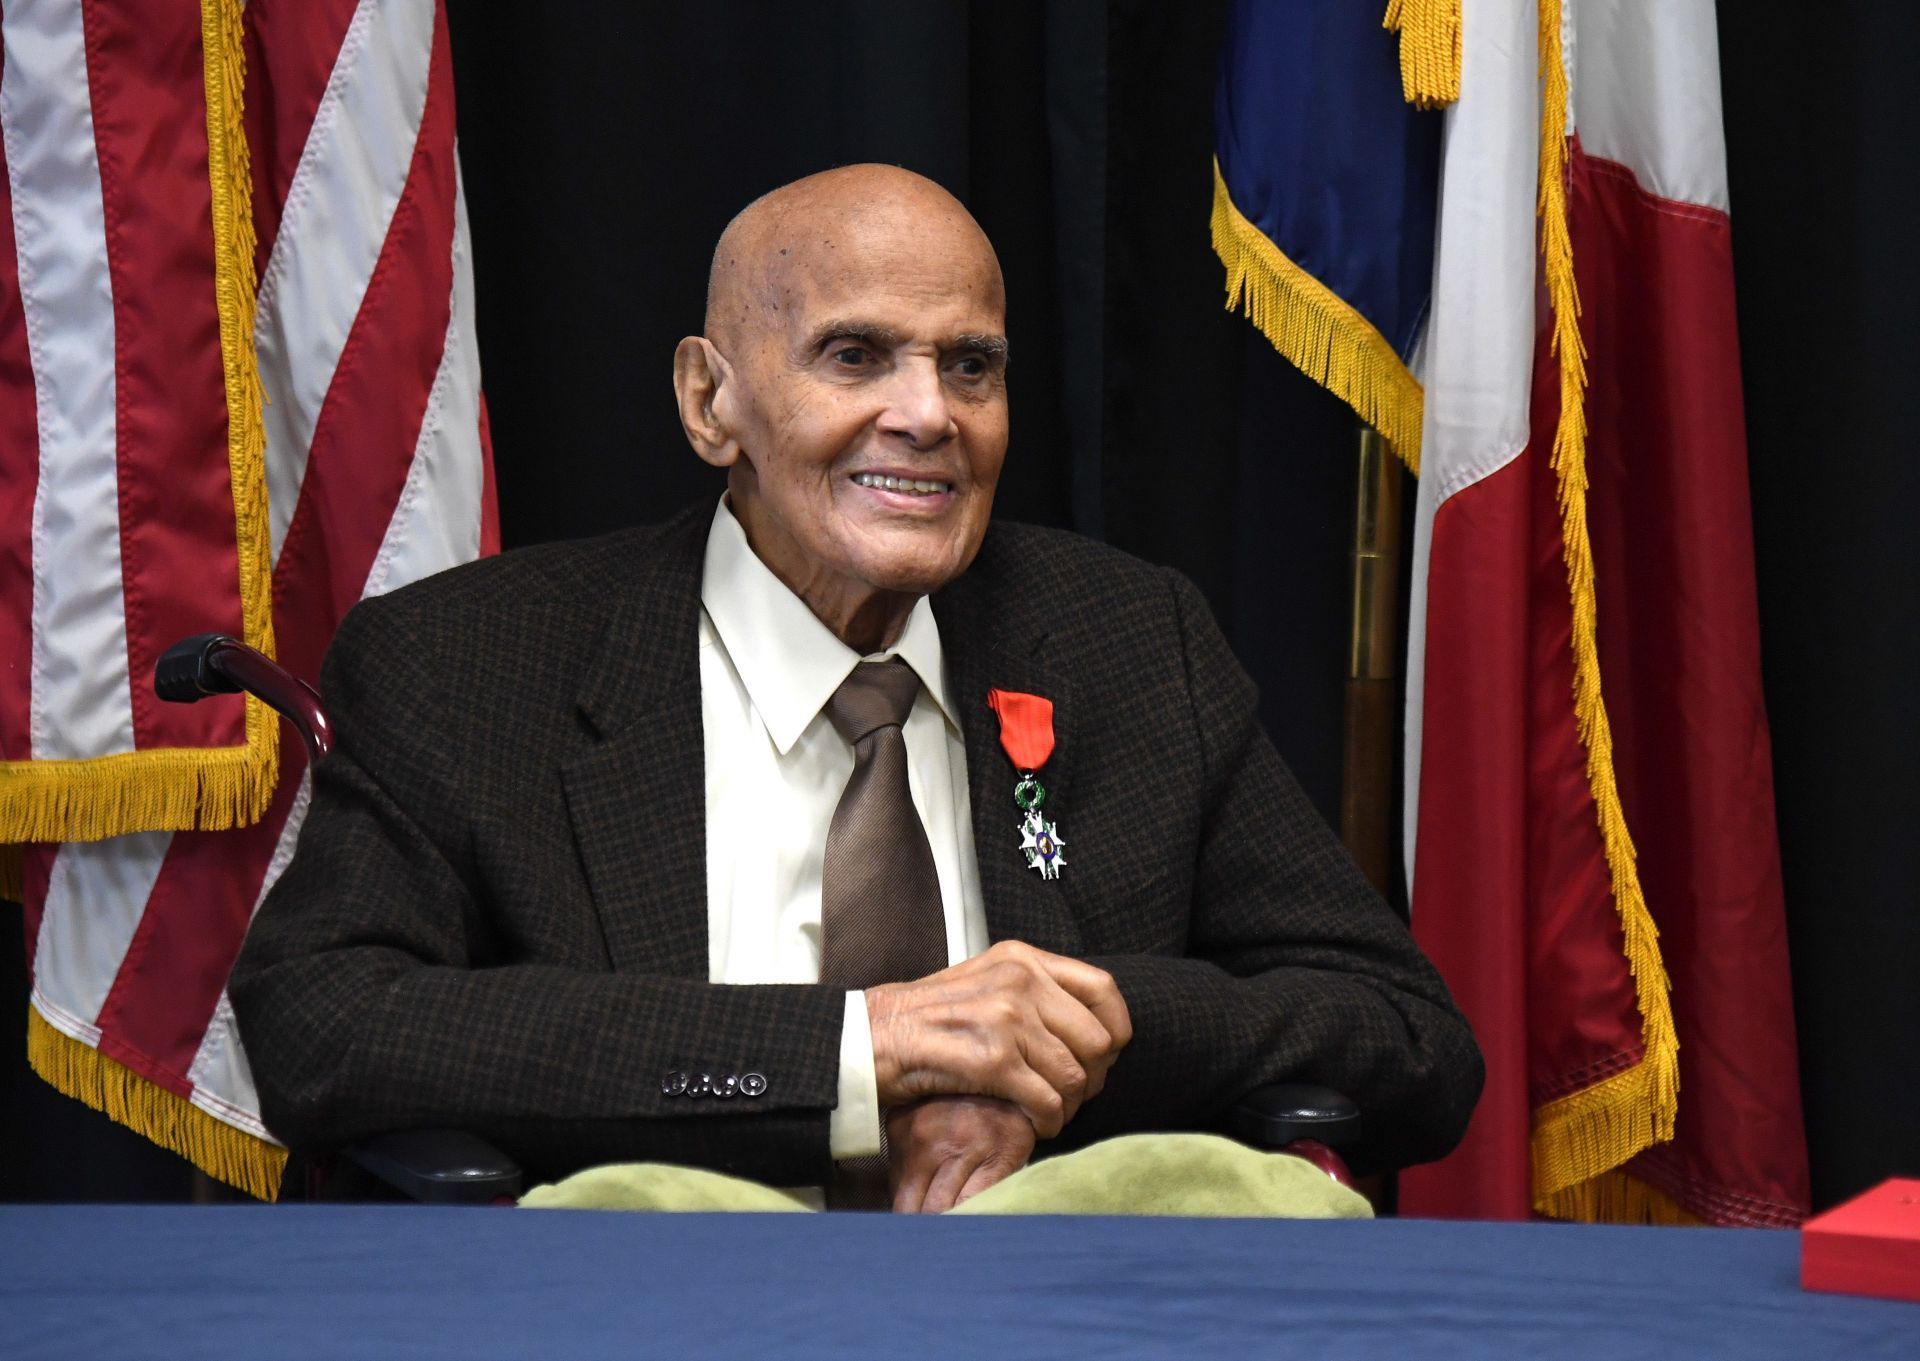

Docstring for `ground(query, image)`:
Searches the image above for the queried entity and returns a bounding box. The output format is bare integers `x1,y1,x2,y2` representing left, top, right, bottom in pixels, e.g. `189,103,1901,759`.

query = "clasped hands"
864,940,1131,1213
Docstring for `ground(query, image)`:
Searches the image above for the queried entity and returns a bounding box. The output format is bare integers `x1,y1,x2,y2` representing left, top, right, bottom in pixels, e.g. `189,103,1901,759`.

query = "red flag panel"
1572,145,1807,1226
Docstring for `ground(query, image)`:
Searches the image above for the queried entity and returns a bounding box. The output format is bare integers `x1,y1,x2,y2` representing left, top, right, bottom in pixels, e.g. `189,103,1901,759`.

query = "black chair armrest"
1227,1083,1361,1151
344,1129,524,1205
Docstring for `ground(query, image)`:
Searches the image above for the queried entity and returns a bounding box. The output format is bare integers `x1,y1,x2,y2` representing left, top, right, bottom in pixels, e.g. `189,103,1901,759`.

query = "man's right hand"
865,941,1132,1138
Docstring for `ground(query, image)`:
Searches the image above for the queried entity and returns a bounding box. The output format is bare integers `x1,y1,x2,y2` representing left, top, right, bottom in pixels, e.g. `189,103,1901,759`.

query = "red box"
1801,1177,1920,1303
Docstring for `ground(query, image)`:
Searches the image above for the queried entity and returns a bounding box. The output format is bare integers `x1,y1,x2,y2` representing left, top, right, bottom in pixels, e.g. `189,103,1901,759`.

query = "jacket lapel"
562,509,712,979
565,512,1088,975
936,538,1083,957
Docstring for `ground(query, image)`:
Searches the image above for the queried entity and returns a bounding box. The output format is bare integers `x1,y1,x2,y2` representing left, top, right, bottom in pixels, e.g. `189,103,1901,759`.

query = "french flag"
1401,0,1806,1224
1216,0,1807,1224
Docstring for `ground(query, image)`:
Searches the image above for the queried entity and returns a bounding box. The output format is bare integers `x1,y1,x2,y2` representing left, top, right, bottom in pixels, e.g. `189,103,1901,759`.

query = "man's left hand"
887,1095,1036,1213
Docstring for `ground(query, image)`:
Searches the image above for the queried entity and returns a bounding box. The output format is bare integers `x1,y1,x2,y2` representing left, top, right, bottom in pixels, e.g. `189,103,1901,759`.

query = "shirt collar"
700,497,956,755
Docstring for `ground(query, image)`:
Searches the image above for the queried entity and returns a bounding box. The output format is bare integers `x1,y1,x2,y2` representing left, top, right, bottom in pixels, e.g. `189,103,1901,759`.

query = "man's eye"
830,345,872,367
951,355,987,379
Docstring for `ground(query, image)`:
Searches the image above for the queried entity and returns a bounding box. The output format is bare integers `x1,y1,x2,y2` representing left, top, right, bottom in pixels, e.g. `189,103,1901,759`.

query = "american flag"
1,0,495,1197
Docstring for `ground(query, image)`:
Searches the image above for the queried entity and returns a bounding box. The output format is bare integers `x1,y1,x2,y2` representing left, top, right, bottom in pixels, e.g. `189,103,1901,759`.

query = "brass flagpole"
1343,422,1404,1212
1341,424,1403,895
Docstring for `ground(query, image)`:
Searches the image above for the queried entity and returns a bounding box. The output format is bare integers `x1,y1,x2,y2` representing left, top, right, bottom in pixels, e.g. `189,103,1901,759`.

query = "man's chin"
849,522,988,597
854,545,978,598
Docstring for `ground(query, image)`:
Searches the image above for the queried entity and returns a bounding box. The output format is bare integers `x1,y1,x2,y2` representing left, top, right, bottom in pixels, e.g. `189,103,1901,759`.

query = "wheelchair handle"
154,634,333,767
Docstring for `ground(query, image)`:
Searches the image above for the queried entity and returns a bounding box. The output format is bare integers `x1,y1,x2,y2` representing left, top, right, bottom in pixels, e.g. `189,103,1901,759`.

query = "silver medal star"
1019,810,1066,880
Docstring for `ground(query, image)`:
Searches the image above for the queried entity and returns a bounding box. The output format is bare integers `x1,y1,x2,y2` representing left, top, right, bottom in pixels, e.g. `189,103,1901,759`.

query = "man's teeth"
853,472,952,495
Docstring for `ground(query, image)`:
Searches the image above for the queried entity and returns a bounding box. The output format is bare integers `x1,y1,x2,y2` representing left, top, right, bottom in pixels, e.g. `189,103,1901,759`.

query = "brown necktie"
818,659,948,991
817,659,947,1209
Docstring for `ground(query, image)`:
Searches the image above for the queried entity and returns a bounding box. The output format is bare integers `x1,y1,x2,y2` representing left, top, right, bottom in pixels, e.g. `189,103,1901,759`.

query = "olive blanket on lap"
518,1134,1372,1219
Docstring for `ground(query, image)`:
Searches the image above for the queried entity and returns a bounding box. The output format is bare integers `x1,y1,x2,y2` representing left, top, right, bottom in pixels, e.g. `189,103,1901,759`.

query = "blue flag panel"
1215,0,1441,361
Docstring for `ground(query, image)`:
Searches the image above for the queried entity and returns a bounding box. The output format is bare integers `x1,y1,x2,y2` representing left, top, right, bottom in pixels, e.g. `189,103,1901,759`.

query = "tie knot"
826,659,922,745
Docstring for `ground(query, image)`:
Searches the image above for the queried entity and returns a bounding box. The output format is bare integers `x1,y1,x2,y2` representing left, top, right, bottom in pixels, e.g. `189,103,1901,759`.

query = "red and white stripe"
1399,0,1806,1224
2,0,242,772
12,0,494,1158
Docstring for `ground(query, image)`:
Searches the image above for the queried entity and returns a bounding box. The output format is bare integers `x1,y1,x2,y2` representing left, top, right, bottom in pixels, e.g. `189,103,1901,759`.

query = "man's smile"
849,470,957,501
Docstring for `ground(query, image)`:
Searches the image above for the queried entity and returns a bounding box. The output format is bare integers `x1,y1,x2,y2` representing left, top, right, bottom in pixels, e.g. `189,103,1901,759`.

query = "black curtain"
6,0,1912,1212
1718,5,1920,1208
455,0,1362,823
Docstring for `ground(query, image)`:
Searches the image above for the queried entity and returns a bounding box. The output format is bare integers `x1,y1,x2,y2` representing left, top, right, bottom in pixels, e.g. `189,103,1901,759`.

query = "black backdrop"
4,1,1913,1212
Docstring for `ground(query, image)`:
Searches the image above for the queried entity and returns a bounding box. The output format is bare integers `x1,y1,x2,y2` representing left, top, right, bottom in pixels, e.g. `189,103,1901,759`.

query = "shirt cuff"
829,990,883,1161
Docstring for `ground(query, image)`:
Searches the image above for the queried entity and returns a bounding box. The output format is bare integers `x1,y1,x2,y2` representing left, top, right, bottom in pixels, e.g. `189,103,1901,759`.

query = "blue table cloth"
2,1206,1913,1359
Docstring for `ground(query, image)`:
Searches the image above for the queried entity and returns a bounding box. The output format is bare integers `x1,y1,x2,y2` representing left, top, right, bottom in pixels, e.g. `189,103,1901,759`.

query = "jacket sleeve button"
739,1072,768,1098
713,1074,739,1099
687,1073,713,1098
661,1070,688,1097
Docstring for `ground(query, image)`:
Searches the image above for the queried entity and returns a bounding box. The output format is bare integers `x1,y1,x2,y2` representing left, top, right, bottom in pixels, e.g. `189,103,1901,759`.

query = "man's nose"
875,357,957,448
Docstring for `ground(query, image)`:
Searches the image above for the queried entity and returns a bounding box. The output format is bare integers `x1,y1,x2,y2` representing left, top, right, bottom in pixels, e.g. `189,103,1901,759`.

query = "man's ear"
673,336,743,468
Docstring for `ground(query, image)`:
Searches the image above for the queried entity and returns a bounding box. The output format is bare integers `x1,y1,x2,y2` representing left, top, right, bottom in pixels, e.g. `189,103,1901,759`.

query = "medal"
987,689,1065,880
1013,774,1066,880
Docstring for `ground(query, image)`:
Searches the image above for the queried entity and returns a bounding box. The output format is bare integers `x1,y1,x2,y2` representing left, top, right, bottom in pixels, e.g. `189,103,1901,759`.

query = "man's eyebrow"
805,321,904,352
950,333,1010,360
802,322,1008,362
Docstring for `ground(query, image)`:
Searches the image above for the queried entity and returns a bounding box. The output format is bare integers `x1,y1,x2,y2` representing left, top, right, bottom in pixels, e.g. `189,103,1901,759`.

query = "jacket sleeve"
1068,571,1484,1174
228,597,848,1189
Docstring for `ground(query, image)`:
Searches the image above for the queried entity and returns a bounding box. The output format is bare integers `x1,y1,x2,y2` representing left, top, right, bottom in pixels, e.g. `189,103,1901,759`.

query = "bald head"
704,164,1004,354
673,165,1011,654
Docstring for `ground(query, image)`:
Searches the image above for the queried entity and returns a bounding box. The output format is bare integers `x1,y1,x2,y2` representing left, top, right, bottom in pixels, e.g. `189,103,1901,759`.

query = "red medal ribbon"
986,689,1054,771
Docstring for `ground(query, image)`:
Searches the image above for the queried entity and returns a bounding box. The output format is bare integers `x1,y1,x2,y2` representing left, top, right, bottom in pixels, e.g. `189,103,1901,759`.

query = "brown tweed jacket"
231,505,1482,1187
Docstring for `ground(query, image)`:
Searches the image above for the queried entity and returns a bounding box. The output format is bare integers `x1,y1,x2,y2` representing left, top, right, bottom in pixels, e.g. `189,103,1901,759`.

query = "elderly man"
231,165,1480,1213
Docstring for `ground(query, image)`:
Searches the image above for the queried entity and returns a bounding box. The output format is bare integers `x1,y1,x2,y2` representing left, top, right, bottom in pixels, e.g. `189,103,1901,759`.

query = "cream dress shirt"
697,498,989,1164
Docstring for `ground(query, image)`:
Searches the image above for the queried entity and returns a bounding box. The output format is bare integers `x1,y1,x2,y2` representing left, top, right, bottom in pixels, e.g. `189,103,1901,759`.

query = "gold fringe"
0,843,21,902
0,0,278,846
1210,160,1424,474
1531,1060,1663,1203
0,745,279,842
200,0,280,804
1383,0,1462,109
1527,0,1680,1219
27,1005,286,1201
1538,1169,1702,1226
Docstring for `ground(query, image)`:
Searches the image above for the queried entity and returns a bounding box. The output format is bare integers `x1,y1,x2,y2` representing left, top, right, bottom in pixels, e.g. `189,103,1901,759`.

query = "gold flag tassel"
1210,160,1424,473
28,1007,288,1200
1526,0,1685,1224
1383,0,1462,110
